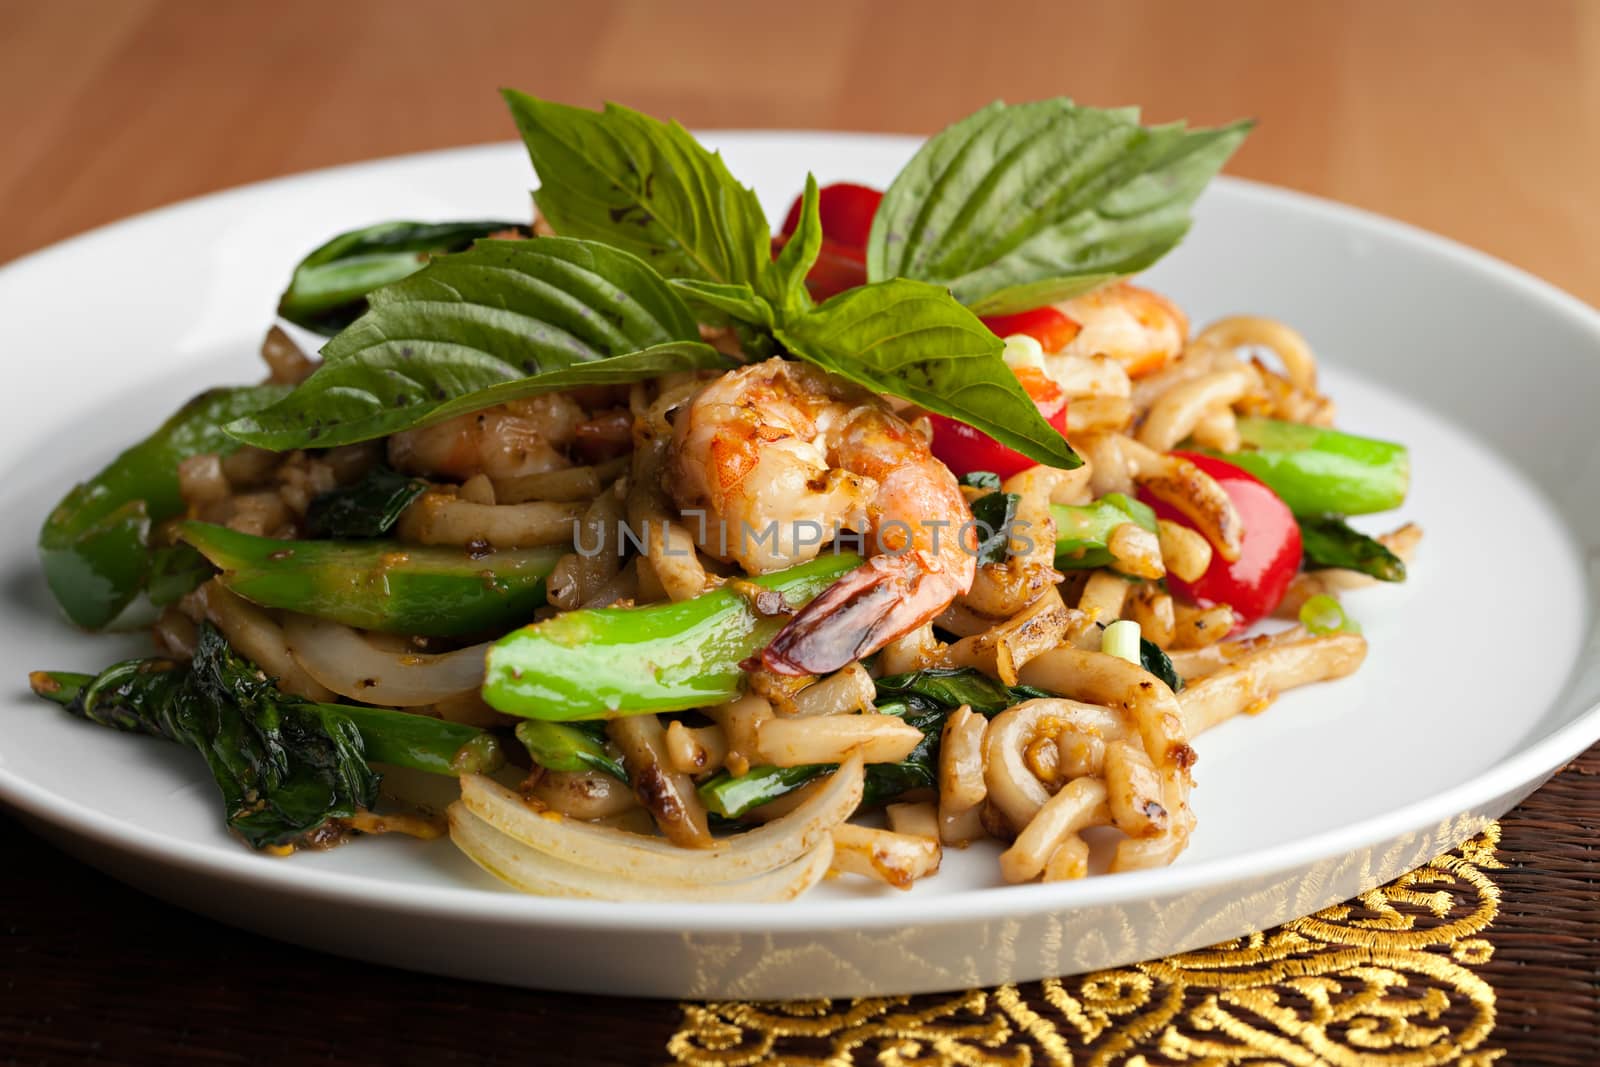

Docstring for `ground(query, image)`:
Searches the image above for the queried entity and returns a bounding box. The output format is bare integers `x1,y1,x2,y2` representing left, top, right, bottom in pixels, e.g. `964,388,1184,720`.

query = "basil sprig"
505,90,823,325
777,280,1080,469
868,99,1251,315
504,92,777,295
244,94,1247,468
501,94,1077,468
229,238,727,450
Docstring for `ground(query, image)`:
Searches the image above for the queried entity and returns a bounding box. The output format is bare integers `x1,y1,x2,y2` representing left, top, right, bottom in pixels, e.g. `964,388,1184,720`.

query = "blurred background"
2,0,1595,301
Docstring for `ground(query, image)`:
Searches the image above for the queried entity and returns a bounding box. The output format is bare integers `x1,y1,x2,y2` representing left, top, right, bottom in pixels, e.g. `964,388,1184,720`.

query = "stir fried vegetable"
484,554,863,719
1214,418,1409,516
180,521,562,637
1102,619,1142,664
278,219,528,335
39,386,289,629
698,764,829,819
515,720,627,781
1139,638,1185,693
1299,594,1362,636
1052,495,1157,570
28,625,504,849
302,465,429,539
970,491,1022,565
1297,515,1407,581
1144,453,1303,626
146,544,215,606
874,667,1049,716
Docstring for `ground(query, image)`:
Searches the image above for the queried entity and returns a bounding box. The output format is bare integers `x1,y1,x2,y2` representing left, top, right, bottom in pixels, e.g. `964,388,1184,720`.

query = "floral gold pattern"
669,826,1505,1066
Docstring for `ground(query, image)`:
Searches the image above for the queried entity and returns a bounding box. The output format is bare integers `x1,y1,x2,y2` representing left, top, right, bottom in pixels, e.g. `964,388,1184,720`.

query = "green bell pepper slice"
39,385,289,629
180,521,561,638
483,553,862,720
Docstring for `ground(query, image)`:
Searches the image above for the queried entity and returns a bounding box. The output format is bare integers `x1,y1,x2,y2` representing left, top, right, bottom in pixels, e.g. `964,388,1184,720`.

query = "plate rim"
3,133,1599,934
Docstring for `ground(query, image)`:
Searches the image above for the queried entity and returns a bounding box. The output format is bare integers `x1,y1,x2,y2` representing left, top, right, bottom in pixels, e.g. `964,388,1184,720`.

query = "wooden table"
3,0,1597,303
3,4,1597,1064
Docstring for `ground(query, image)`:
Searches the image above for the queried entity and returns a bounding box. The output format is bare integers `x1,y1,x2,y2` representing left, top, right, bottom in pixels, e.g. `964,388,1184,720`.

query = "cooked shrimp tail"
762,553,949,675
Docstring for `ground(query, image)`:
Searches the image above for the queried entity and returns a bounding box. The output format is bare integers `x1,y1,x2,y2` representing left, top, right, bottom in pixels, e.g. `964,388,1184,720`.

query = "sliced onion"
282,614,486,706
195,583,333,702
449,804,834,902
458,754,864,887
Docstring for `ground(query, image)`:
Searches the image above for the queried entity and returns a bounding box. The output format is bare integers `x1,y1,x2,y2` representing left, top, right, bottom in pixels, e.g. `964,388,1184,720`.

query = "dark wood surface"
4,748,1596,1065
4,3,1598,1063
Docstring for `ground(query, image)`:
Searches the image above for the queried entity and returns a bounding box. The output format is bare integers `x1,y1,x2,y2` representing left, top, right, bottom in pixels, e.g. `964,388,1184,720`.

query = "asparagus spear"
965,473,1155,570
28,624,504,850
698,764,827,818
278,219,527,335
1211,418,1409,516
1051,493,1157,569
38,385,290,630
483,553,862,720
695,711,947,819
180,521,562,637
1298,515,1407,581
515,720,626,781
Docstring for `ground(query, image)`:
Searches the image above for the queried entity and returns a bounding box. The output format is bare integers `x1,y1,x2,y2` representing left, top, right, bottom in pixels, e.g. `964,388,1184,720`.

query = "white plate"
2,134,1598,1000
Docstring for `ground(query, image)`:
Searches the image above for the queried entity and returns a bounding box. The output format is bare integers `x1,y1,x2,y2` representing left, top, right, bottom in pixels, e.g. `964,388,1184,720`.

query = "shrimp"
387,395,586,481
666,358,977,676
1045,281,1188,380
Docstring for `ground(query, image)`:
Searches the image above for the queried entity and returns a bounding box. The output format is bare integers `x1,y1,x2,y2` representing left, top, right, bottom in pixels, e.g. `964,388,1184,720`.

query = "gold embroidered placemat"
664,746,1600,1067
669,828,1505,1065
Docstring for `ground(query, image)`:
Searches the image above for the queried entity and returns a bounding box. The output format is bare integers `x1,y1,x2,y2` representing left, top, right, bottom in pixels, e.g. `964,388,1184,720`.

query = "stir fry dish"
29,93,1417,900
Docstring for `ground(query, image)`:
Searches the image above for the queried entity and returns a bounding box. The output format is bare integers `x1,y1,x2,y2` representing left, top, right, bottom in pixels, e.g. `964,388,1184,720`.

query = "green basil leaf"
503,91,771,289
227,238,728,450
278,219,526,336
764,173,821,317
303,466,428,539
775,279,1080,469
874,667,1018,717
869,99,1251,315
1139,637,1184,693
670,279,775,330
969,491,1020,565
